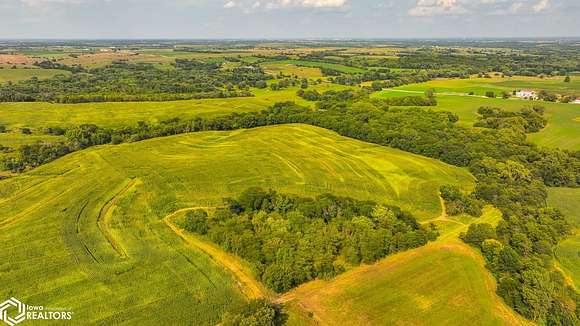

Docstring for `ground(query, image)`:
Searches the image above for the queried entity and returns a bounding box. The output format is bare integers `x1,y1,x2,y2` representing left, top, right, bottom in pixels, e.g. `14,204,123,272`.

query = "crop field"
374,89,580,151
548,188,580,287
281,206,531,326
261,62,323,78
0,84,350,130
260,59,367,74
0,68,70,83
0,124,473,324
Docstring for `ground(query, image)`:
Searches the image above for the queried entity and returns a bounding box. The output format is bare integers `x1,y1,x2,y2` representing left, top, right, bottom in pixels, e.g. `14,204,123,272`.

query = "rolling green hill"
0,84,349,130
0,124,474,324
0,68,71,84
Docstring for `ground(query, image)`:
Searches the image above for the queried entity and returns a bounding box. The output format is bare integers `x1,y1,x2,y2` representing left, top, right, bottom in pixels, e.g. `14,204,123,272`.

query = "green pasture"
261,62,323,78
0,124,473,324
548,187,580,287
0,68,71,84
260,59,366,74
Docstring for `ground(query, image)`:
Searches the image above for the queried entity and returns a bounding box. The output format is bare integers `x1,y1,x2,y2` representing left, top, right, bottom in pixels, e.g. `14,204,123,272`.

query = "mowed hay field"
374,89,580,151
281,207,531,326
261,62,323,78
548,187,580,287
0,84,350,130
0,124,474,324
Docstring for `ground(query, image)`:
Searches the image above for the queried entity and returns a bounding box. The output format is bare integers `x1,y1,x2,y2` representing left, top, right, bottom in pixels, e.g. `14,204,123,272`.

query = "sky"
0,0,579,39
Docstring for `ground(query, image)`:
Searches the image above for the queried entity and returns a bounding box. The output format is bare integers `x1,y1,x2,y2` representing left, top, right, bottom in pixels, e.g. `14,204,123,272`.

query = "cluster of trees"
221,300,285,326
461,206,576,324
296,89,367,102
330,72,430,88
268,77,309,91
181,188,436,293
392,48,579,77
0,60,270,103
440,185,484,217
474,106,548,133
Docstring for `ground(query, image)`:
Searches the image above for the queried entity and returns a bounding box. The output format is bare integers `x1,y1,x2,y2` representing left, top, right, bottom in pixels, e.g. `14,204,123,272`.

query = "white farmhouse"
515,89,537,99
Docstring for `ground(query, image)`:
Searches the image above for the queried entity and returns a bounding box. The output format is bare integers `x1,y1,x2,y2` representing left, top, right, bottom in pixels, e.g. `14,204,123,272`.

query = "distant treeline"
181,188,436,293
0,60,270,103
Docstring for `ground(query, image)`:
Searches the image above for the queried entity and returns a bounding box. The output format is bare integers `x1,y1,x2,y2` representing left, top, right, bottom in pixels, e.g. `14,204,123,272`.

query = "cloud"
18,0,104,7
408,0,555,16
409,0,468,17
223,0,347,10
532,0,550,12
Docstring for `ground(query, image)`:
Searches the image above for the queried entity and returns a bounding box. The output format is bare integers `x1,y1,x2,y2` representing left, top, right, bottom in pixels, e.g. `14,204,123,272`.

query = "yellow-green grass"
262,62,323,78
0,124,473,323
394,76,580,96
373,90,580,151
0,84,350,130
0,68,71,83
0,133,65,148
280,206,530,326
261,59,366,74
548,187,580,288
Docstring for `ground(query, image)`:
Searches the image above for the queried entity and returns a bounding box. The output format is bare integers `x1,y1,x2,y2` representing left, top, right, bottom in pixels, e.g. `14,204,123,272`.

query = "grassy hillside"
548,187,580,288
282,207,531,326
0,68,71,83
0,84,349,130
0,124,473,324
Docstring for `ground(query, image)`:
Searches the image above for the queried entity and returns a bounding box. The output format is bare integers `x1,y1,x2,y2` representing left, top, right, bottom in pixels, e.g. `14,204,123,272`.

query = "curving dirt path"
97,178,137,258
163,207,270,301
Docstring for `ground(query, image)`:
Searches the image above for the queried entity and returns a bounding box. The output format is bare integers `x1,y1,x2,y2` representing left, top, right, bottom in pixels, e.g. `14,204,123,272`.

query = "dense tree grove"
475,106,548,133
440,185,484,217
221,300,285,326
181,188,436,293
0,60,270,103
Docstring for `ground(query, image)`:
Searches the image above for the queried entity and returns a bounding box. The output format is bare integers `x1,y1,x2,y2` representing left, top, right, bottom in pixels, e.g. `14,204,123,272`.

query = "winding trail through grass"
163,207,270,301
97,178,136,258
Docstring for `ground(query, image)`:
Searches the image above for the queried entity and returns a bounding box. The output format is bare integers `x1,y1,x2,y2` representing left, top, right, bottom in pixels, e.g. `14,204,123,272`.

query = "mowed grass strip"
0,124,473,324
